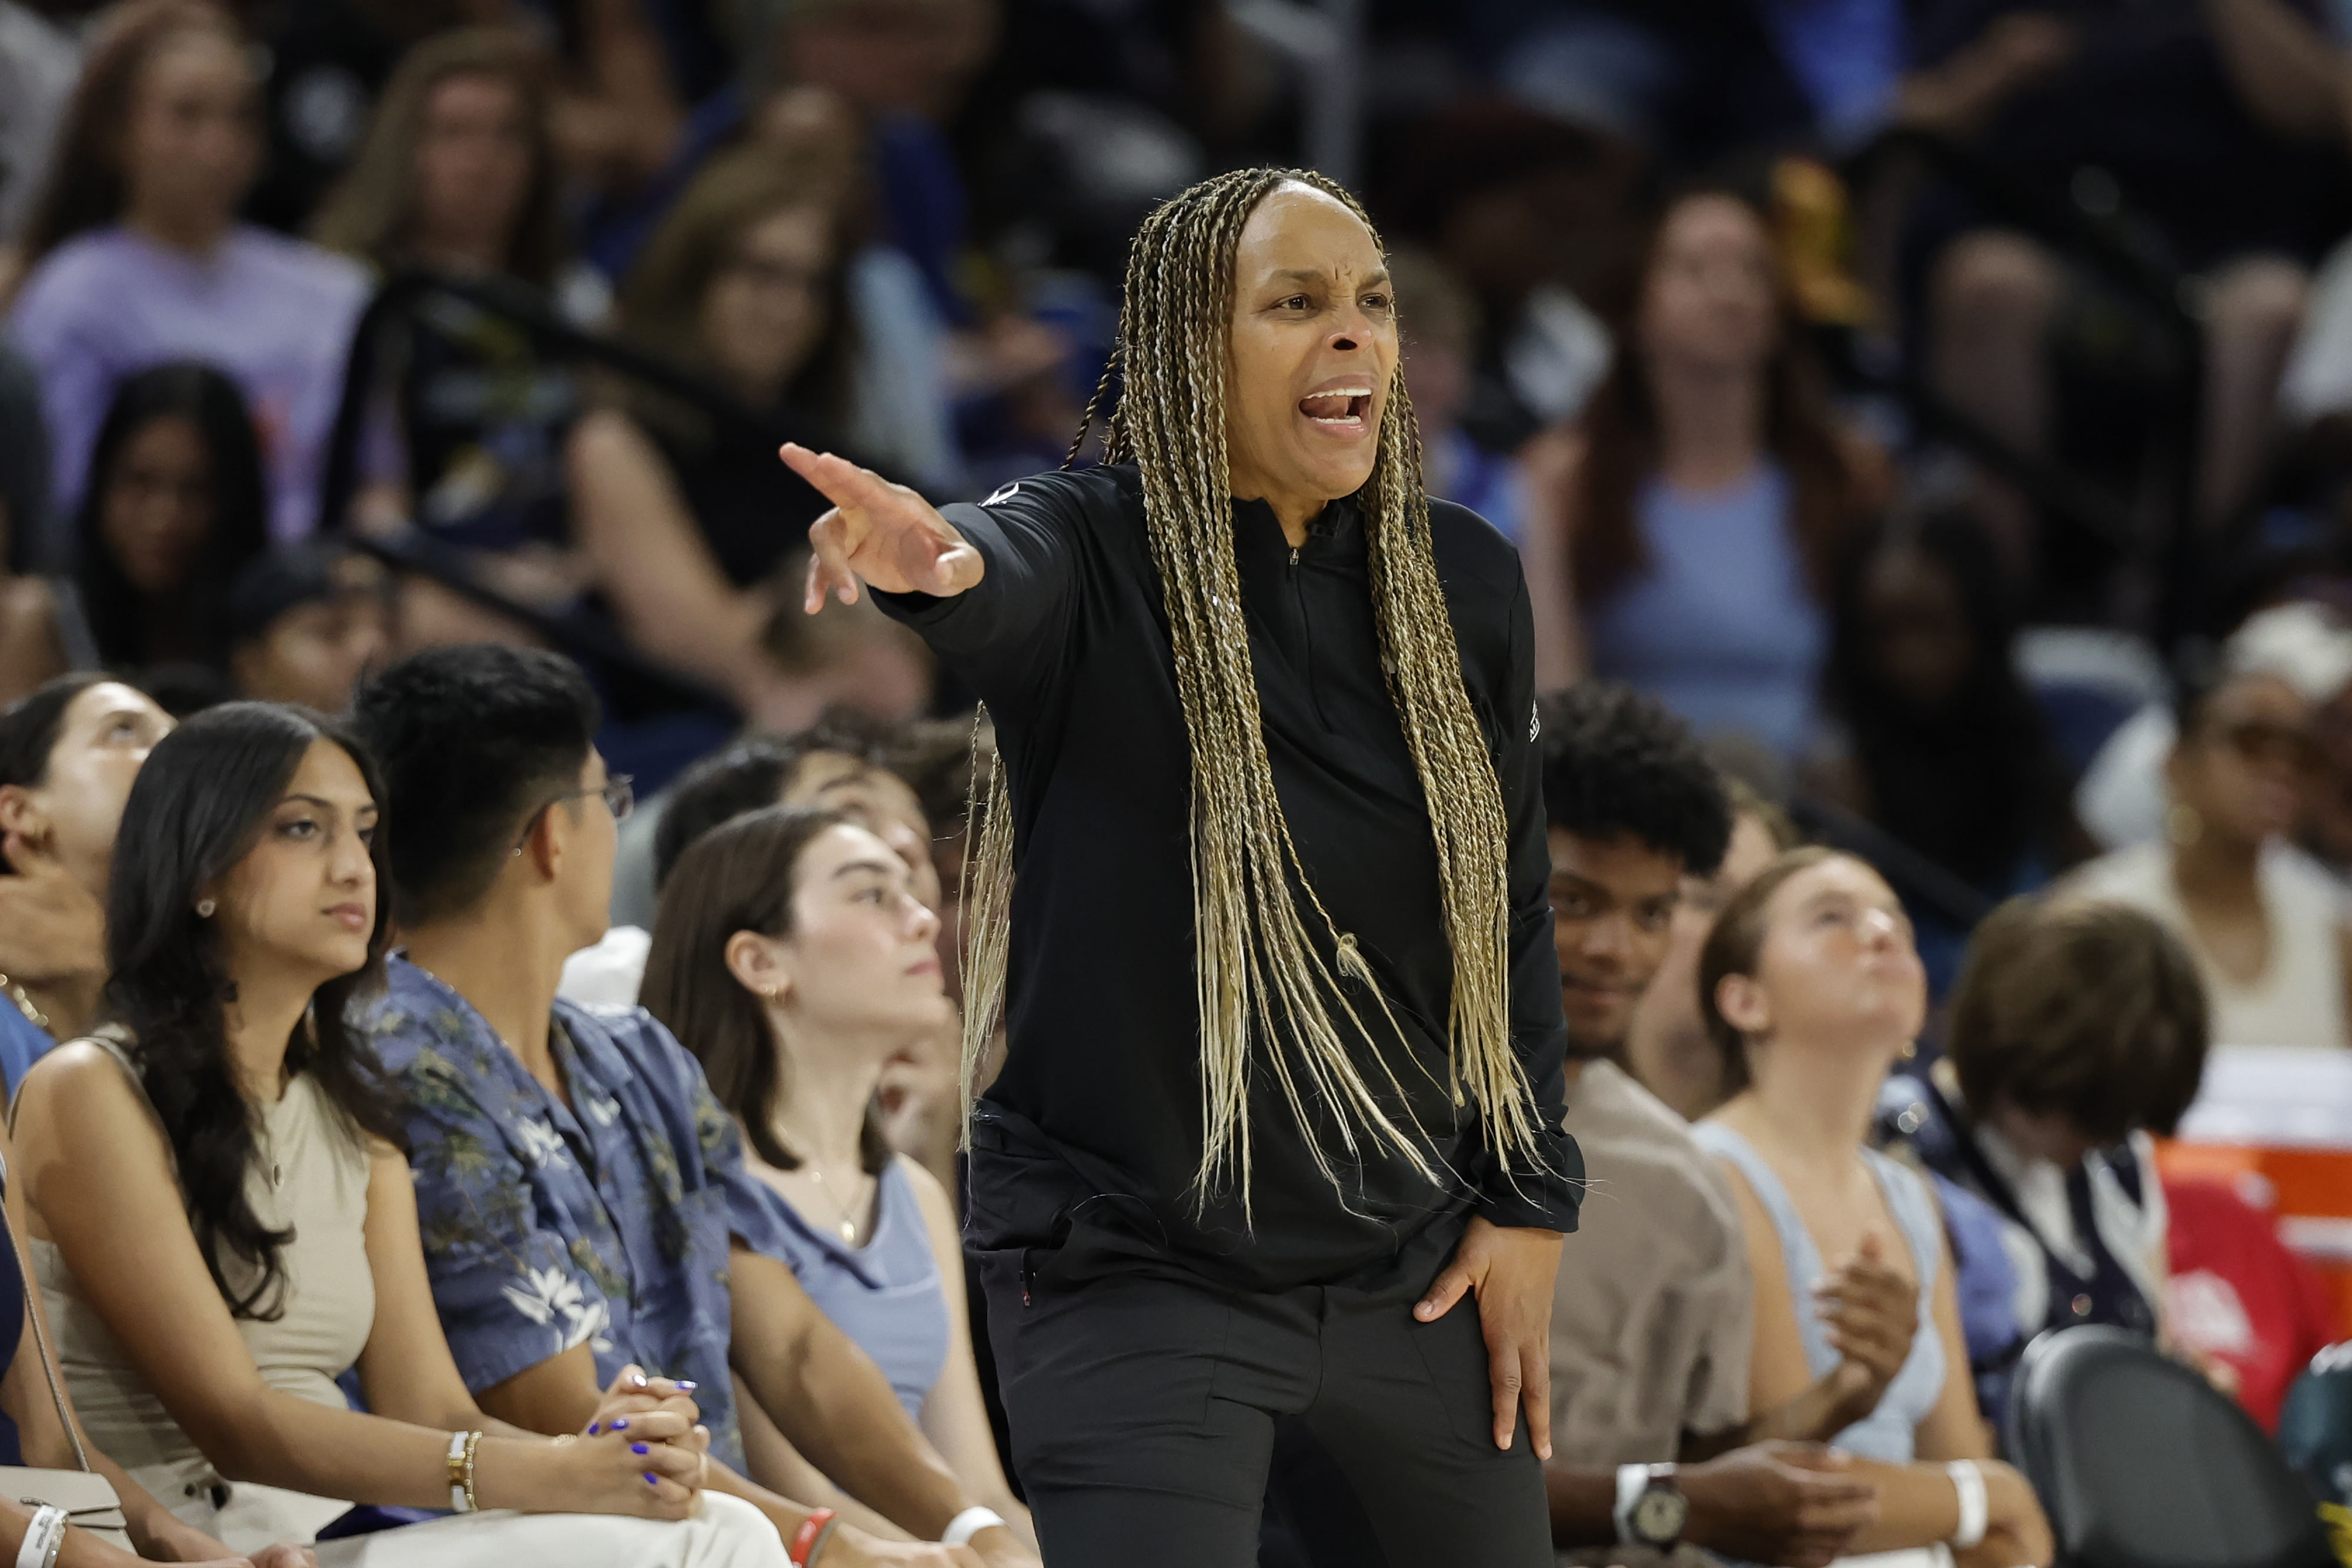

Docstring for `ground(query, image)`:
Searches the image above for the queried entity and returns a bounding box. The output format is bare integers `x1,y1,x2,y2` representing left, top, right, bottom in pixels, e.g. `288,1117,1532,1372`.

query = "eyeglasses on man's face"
516,774,634,847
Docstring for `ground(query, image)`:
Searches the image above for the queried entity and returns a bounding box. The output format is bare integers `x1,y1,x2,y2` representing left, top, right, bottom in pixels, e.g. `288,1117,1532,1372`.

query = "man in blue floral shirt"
365,956,774,1462
352,645,1033,1568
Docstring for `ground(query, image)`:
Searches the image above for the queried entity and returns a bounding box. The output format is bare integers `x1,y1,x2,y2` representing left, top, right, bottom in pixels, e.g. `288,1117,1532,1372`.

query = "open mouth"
1298,388,1372,427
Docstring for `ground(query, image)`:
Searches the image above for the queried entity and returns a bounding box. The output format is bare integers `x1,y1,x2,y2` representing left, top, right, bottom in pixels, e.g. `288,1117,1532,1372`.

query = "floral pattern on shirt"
362,955,789,1472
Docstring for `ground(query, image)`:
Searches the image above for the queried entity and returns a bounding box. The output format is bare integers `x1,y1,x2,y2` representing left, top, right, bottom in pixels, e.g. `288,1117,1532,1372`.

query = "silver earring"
195,899,216,918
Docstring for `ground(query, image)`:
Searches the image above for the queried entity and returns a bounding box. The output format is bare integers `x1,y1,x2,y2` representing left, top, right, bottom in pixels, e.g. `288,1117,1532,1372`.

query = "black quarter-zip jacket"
877,462,1582,1293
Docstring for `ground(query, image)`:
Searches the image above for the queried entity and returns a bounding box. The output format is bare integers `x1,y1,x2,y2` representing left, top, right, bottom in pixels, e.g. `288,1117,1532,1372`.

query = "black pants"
977,1232,1552,1567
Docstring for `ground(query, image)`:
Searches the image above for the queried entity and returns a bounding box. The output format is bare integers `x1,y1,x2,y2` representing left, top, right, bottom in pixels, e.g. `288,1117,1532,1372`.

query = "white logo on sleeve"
1529,702,1541,743
981,482,1023,507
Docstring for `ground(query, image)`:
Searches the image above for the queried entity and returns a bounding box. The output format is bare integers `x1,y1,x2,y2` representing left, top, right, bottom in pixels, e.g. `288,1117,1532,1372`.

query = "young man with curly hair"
1536,683,1915,1568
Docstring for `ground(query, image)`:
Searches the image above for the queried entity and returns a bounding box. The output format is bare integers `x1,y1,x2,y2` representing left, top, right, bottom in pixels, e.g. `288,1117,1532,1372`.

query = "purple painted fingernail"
612,1419,629,1430
587,1423,600,1435
674,1381,697,1392
643,1472,659,1486
632,1443,650,1455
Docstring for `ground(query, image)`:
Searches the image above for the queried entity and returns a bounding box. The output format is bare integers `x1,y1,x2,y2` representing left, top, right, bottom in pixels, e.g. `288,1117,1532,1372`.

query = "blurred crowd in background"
15,0,2352,1532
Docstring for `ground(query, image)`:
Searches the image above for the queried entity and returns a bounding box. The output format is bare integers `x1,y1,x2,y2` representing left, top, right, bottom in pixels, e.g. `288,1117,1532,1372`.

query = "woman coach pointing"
783,167,1582,1567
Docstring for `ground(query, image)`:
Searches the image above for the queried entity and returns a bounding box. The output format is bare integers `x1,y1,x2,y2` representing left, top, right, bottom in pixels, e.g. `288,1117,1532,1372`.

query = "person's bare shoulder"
15,1037,164,1158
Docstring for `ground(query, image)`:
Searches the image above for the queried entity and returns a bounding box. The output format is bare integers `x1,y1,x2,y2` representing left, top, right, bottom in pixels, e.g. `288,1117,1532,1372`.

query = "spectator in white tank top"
2065,666,2352,1049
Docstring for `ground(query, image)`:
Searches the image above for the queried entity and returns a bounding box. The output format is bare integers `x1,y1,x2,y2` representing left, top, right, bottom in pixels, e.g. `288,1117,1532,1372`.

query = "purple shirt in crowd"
5,224,370,542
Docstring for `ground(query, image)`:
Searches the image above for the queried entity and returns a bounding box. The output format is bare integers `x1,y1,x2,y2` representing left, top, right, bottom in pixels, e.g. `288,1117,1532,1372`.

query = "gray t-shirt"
1551,1059,1753,1567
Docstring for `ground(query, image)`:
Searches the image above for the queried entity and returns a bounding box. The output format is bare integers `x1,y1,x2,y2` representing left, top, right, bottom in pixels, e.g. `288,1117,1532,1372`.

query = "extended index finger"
781,443,891,514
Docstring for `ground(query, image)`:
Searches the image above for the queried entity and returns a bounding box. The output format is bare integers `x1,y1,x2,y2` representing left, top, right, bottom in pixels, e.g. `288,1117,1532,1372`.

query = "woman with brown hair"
564,145,924,733
310,28,568,293
1520,190,1886,759
310,27,595,653
5,0,370,545
642,804,1034,1553
1695,847,2051,1564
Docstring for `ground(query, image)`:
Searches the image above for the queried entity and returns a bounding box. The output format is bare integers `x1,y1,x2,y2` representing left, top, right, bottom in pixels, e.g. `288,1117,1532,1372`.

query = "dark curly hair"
104,702,405,1320
1947,896,2210,1143
348,645,600,924
1538,682,1732,876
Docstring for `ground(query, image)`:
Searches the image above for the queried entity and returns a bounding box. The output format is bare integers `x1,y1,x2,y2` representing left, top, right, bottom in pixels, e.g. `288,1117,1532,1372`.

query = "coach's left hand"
1414,1216,1565,1459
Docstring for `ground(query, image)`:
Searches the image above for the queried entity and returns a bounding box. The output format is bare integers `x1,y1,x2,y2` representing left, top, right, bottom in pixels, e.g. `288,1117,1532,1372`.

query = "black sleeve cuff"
1472,1123,1585,1233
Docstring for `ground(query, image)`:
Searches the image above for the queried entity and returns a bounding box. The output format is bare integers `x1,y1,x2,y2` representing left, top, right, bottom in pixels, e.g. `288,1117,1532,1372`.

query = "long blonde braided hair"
958,167,1541,1208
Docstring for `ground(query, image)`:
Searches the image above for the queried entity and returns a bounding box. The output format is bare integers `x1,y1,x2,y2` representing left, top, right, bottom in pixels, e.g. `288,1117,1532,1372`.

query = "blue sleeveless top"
750,1159,950,1420
1582,463,1826,760
1694,1122,1945,1462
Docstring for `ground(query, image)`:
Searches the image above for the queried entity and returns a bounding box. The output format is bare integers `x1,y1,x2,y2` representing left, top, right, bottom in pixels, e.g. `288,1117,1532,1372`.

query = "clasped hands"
580,1362,712,1501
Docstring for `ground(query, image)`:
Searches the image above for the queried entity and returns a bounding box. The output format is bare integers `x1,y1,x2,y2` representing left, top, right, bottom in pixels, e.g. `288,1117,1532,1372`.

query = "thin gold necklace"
799,1161,873,1246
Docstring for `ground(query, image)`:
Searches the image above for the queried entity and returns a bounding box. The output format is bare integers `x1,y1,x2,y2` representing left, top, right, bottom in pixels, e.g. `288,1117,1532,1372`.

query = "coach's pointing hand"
784,444,985,610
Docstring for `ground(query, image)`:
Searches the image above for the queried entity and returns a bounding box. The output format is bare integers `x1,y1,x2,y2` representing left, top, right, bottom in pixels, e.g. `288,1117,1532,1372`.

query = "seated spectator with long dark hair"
67,363,270,683
0,365,270,701
642,805,1033,1552
5,0,369,544
11,701,783,1563
1812,506,2083,989
0,673,174,1073
1698,849,2052,1563
1881,897,2209,1411
348,644,1023,1568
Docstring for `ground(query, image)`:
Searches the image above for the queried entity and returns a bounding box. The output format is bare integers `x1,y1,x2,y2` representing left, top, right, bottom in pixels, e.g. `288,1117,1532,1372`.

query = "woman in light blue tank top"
1528,191,1881,758
642,803,1035,1550
1695,847,2053,1560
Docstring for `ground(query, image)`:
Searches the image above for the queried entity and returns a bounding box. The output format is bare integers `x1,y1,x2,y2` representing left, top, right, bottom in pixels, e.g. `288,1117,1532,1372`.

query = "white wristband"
1947,1459,1988,1551
941,1506,1004,1546
15,1503,65,1568
1612,1464,1647,1546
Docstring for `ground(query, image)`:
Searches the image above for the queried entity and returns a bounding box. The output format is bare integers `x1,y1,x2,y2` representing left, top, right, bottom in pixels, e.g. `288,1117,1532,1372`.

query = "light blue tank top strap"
747,1157,951,1420
1693,1121,1947,1462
